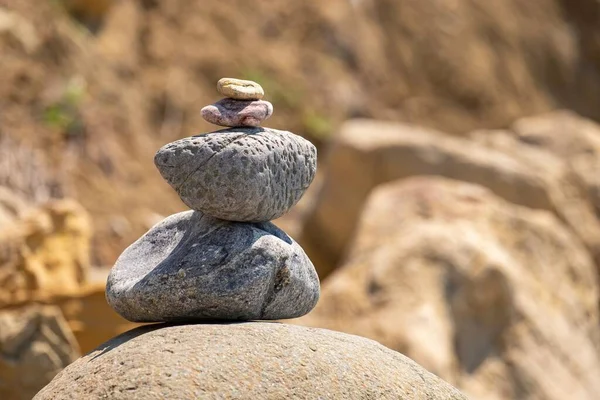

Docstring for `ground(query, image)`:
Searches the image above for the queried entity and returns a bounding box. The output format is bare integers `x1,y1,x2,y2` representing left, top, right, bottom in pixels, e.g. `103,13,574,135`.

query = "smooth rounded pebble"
105,210,320,322
201,98,273,127
154,127,317,222
34,323,468,400
217,77,264,100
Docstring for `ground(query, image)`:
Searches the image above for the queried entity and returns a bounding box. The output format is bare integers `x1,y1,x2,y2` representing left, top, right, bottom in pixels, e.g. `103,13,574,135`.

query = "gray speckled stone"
105,210,320,322
154,127,317,222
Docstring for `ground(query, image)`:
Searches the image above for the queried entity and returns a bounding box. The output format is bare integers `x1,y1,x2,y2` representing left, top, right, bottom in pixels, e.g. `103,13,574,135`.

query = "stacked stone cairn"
34,78,468,400
105,78,320,322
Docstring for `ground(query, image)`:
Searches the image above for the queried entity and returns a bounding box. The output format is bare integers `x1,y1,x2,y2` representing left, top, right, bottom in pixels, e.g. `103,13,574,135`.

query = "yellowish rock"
217,78,264,100
0,195,138,355
0,304,80,400
0,199,91,308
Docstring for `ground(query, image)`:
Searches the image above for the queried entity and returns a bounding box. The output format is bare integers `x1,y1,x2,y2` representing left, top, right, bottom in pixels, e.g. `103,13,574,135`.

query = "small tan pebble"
217,78,264,100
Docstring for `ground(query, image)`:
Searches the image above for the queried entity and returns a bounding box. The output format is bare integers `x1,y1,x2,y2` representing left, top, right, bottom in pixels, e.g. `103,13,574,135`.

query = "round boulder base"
154,127,317,222
34,323,467,400
106,210,320,322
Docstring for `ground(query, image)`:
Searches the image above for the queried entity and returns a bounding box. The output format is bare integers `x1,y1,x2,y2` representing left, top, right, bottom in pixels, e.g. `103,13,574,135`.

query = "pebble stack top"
106,78,319,323
201,78,273,128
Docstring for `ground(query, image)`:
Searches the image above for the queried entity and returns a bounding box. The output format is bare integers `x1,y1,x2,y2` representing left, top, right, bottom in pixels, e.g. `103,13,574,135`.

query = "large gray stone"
34,323,468,400
154,127,317,222
106,210,320,322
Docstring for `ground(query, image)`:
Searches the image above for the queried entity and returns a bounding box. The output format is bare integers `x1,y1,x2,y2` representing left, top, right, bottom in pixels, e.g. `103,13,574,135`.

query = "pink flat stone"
201,98,273,127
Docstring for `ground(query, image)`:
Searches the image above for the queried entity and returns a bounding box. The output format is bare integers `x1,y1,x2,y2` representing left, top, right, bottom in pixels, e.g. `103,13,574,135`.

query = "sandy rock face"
0,199,91,308
155,127,317,222
0,194,136,355
510,111,600,219
34,322,467,400
469,113,600,266
300,119,600,278
0,305,80,400
297,177,600,400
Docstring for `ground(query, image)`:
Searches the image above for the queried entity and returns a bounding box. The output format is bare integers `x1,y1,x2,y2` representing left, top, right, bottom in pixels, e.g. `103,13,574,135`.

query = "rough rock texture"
34,322,467,400
469,115,600,267
0,199,91,308
201,98,273,127
106,210,320,322
155,127,317,222
297,177,600,400
0,196,137,353
0,195,136,354
217,78,264,100
510,111,600,217
0,305,80,400
300,119,600,278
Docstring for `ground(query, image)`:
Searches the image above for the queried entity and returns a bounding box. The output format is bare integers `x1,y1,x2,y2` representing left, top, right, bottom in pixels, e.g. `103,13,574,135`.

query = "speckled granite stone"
105,210,320,322
154,127,317,222
35,323,468,400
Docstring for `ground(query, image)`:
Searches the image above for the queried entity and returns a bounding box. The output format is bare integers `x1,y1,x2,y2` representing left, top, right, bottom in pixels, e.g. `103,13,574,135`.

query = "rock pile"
201,78,273,127
106,78,320,322
35,79,467,399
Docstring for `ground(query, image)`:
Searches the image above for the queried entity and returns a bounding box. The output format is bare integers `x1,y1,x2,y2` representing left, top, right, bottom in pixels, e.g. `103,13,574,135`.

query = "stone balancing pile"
34,78,467,400
107,78,320,322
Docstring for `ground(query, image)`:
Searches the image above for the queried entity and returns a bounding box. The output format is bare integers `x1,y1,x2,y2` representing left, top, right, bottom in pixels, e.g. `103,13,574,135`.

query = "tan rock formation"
473,111,600,219
34,322,467,400
0,199,91,307
300,119,600,278
0,305,80,400
0,196,138,354
297,177,600,400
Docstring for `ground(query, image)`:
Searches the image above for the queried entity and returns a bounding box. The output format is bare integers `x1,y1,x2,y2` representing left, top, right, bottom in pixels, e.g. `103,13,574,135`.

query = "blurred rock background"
1,0,600,398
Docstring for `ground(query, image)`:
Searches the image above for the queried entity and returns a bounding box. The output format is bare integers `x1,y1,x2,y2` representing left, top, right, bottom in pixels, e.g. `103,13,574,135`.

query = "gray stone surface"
154,127,317,222
105,210,320,322
34,323,468,400
201,98,273,127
